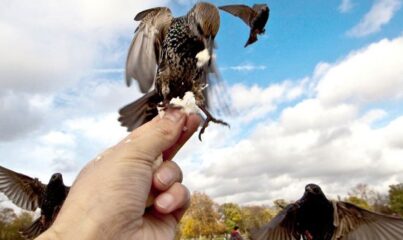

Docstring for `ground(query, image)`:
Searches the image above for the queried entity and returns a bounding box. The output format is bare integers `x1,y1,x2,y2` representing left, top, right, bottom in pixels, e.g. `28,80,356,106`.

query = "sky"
1,0,403,208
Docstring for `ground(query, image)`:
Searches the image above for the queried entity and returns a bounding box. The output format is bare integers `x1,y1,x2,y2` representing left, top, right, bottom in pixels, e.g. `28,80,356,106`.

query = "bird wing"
202,51,233,116
334,201,403,240
218,5,256,27
0,165,46,211
125,7,173,92
251,204,300,240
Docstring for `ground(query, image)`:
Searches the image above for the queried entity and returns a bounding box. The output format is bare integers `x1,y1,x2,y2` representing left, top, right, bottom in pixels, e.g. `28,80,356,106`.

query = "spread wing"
203,58,233,116
125,7,173,92
219,5,256,27
251,204,300,240
0,165,46,211
334,201,403,240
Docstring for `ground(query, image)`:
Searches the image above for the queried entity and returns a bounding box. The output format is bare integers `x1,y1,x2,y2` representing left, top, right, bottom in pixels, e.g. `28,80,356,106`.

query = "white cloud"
221,64,267,72
230,79,307,123
316,37,403,105
0,0,172,93
0,91,52,141
0,0,169,140
179,35,403,205
348,0,402,37
339,0,354,13
280,99,357,133
1,1,403,209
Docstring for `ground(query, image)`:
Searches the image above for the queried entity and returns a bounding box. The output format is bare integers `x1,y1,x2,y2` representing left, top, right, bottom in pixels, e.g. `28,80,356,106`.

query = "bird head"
188,2,220,56
305,183,324,196
299,183,328,204
50,173,63,184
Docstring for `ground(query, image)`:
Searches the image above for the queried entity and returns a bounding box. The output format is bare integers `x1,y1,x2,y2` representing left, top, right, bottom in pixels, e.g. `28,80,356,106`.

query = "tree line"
0,183,402,239
176,183,403,239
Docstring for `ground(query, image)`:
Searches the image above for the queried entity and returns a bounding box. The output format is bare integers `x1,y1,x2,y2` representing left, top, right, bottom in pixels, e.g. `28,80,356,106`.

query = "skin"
36,109,201,240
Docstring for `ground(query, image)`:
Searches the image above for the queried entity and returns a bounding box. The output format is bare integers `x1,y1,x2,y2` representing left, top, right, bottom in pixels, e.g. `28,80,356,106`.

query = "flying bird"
0,165,70,239
219,4,269,47
119,2,229,140
252,184,403,240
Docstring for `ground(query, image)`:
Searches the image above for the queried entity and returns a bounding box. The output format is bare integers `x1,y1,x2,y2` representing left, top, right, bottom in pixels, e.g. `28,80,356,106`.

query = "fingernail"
156,168,174,186
164,109,184,122
156,193,174,210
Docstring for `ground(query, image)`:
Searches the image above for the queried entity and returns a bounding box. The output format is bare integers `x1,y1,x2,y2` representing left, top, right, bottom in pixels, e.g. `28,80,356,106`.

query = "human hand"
36,109,201,240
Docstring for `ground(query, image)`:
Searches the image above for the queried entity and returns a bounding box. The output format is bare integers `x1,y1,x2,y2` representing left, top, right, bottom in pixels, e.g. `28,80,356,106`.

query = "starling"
219,4,269,47
252,184,403,240
0,165,69,239
119,2,229,140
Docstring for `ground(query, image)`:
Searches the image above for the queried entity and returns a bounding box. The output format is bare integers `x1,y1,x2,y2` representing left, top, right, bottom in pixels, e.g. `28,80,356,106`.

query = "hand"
37,109,201,240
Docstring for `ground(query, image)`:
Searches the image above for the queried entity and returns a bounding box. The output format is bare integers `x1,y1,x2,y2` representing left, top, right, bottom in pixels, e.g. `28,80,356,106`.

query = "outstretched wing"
125,7,173,92
334,201,403,239
251,204,300,240
203,58,233,116
219,5,256,27
0,165,46,211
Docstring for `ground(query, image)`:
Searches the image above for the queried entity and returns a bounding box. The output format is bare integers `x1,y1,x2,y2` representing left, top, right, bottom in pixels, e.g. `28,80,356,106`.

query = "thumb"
125,109,187,161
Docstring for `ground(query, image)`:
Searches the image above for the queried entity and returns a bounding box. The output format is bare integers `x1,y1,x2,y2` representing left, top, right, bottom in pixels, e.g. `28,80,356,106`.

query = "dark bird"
0,165,69,239
219,4,269,47
119,2,229,140
252,184,403,240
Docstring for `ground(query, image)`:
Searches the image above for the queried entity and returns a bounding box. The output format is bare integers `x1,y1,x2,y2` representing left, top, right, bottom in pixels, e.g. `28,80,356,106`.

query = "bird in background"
251,183,403,240
0,165,70,239
219,3,270,47
119,2,230,140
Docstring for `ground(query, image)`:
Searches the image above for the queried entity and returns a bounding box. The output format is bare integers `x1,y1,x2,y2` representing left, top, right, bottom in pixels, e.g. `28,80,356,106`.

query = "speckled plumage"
155,16,206,103
120,2,228,139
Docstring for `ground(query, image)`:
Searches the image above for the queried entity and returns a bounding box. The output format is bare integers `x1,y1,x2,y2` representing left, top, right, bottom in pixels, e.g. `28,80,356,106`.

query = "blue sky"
1,0,403,208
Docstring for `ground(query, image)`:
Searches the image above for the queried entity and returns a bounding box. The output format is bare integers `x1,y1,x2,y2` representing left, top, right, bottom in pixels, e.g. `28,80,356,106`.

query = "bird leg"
198,105,229,141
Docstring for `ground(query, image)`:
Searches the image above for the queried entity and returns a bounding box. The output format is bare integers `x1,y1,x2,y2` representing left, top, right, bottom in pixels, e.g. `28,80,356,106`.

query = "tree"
0,208,17,224
389,183,403,216
273,199,289,211
345,196,372,210
240,206,273,235
371,193,393,215
348,184,377,205
0,208,33,240
219,203,243,230
180,192,223,239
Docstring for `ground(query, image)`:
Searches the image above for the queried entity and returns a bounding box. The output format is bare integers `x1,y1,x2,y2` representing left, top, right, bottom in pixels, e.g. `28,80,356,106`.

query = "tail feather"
244,31,258,47
20,217,46,240
118,90,162,131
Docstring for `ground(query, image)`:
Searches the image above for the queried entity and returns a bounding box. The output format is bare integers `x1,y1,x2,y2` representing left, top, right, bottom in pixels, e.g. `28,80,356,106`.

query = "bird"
251,183,403,240
0,165,70,239
219,4,269,47
119,2,229,140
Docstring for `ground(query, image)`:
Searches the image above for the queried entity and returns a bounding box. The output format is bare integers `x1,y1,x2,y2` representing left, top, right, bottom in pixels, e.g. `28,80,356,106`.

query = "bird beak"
203,36,214,59
306,185,313,193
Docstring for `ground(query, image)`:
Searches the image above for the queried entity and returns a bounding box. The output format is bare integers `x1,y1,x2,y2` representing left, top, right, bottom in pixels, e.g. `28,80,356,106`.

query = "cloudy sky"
1,0,403,208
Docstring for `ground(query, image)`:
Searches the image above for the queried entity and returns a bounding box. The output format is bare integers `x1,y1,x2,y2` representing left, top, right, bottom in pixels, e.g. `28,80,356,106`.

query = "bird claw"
158,101,182,111
198,115,229,141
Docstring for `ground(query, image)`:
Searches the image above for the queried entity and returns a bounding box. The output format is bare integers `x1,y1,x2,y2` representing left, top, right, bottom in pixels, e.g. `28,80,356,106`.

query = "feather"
0,165,45,211
125,7,173,92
